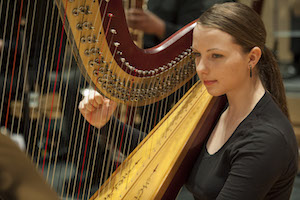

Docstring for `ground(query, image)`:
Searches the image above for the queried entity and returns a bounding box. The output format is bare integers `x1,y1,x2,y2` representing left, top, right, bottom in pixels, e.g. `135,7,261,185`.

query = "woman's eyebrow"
191,47,199,52
207,48,222,52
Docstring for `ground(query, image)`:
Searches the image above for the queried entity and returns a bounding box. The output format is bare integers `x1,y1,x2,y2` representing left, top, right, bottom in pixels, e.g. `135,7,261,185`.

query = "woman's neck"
225,77,265,120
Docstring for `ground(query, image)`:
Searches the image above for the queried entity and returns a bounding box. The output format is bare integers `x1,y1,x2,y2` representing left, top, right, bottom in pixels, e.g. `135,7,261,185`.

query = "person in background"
126,0,235,48
290,0,300,77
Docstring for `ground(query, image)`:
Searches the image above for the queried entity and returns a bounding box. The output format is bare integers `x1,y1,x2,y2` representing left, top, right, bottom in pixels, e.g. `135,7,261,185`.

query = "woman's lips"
203,80,217,86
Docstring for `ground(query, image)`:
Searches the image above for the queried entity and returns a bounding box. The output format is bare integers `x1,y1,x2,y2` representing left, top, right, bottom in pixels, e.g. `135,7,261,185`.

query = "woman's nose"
196,60,208,75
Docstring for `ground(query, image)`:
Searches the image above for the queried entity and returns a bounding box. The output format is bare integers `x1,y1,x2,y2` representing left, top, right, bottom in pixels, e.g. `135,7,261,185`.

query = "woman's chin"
205,88,224,97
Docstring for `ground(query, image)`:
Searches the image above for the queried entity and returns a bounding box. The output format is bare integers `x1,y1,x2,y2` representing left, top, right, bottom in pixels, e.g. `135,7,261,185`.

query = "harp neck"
58,0,196,106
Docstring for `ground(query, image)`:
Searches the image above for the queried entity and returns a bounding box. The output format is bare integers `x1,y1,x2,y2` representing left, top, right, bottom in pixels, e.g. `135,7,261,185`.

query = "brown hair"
198,2,289,118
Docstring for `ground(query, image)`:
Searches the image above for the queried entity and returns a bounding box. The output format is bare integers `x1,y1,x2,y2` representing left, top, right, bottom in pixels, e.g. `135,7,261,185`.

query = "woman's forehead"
192,25,237,50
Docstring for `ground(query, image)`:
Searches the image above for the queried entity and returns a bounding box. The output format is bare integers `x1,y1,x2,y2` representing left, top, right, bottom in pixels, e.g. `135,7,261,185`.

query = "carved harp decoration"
56,0,196,107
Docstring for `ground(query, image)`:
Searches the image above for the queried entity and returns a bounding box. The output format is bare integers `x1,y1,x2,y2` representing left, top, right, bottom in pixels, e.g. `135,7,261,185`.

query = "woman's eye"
195,57,201,65
192,52,201,64
212,54,223,58
192,52,201,58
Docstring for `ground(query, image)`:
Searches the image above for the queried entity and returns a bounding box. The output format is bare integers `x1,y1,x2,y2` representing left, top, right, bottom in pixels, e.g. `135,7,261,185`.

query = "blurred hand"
127,8,166,39
78,90,117,128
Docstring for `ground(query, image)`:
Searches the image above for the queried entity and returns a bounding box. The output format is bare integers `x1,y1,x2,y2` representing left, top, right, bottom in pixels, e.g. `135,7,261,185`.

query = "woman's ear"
248,46,262,68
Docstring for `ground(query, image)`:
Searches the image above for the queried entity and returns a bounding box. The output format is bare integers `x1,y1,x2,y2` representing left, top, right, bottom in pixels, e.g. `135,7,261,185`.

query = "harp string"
35,1,60,169
26,0,51,159
32,0,59,165
115,69,137,169
40,0,68,175
119,71,142,167
98,62,129,193
91,2,119,196
70,9,95,194
75,1,117,198
69,68,87,199
53,3,85,198
15,0,37,136
0,1,3,22
111,70,160,192
65,2,93,198
98,43,138,191
105,69,135,190
0,0,16,128
84,3,111,197
47,9,74,186
71,2,90,197
77,1,95,193
10,0,31,134
62,70,84,199
67,1,93,199
0,0,4,72
5,0,24,129
50,34,75,189
86,128,103,199
67,0,132,191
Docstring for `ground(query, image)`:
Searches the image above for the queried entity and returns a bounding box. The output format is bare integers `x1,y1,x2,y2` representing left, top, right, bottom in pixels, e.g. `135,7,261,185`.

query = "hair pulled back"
198,2,289,118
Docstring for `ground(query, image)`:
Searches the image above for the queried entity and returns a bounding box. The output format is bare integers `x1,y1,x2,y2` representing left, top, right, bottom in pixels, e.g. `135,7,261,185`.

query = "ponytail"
258,47,290,119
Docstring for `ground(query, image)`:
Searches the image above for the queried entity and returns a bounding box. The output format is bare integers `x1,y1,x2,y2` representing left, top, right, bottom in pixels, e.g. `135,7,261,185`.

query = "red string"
76,124,91,199
99,13,113,56
5,0,24,128
76,11,114,199
115,105,129,169
42,0,68,173
115,70,137,169
153,101,160,127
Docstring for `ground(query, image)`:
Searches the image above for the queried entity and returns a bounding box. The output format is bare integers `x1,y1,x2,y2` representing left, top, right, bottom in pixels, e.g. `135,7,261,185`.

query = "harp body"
0,0,262,199
55,0,224,198
89,81,225,199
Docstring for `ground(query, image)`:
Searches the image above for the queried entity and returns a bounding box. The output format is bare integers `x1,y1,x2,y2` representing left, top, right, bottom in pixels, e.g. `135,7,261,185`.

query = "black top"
185,91,298,200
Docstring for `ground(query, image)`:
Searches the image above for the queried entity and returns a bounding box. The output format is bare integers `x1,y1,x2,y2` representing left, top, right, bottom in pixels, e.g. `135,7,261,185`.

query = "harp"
0,0,263,199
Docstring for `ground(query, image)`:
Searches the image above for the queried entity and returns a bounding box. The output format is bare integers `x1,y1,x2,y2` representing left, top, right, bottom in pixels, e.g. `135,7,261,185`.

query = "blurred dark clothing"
291,4,300,75
144,0,235,48
0,133,59,200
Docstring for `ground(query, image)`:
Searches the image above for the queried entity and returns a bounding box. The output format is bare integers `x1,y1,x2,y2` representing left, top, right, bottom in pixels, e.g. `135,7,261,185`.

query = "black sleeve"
217,126,297,200
101,117,147,154
163,0,203,38
164,0,236,38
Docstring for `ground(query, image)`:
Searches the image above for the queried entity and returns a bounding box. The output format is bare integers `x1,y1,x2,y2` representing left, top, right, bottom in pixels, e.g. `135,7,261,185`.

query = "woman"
79,2,298,199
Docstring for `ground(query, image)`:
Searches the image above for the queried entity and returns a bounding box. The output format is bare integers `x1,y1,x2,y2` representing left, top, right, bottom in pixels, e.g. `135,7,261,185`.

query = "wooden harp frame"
55,0,226,198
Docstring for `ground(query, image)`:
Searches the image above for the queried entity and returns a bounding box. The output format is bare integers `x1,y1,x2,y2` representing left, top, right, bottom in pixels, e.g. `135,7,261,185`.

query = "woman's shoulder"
230,103,298,165
228,91,297,158
228,120,298,177
251,92,295,144
234,91,295,143
235,113,296,153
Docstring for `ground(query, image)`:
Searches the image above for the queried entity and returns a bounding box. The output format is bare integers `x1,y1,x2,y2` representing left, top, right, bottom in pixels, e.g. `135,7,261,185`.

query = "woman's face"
192,24,250,97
